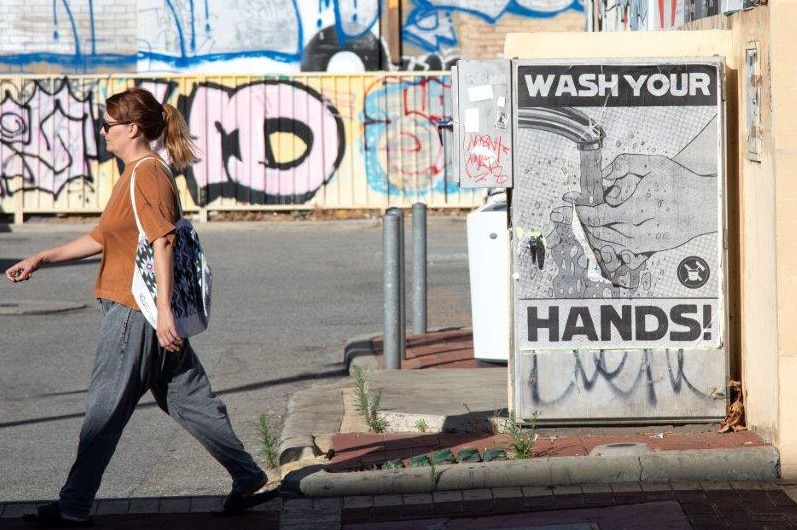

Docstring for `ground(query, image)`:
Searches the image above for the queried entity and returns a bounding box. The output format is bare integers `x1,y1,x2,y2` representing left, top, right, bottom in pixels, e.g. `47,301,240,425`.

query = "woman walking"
5,87,276,527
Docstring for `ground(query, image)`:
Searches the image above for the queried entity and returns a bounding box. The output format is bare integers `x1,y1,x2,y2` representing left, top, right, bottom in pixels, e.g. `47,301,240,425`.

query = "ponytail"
162,103,201,171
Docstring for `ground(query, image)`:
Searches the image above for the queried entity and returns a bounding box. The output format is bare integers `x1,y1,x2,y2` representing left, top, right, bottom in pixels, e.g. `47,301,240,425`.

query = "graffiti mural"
404,0,585,53
0,1,582,75
0,78,100,198
361,76,455,198
594,0,719,31
0,73,481,219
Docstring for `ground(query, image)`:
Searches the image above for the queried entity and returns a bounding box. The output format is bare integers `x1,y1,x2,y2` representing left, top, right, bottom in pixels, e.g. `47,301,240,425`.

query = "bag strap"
128,157,182,238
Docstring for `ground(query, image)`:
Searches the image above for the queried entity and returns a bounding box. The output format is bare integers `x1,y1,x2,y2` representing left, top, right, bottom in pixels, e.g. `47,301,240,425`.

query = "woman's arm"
5,234,103,283
152,236,183,352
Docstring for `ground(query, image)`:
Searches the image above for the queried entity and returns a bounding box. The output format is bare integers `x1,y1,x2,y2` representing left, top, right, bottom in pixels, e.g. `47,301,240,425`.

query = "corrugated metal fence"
0,73,483,223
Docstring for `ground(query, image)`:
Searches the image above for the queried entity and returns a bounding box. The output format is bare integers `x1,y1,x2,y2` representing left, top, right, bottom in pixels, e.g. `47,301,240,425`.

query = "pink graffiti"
463,132,510,185
186,81,343,197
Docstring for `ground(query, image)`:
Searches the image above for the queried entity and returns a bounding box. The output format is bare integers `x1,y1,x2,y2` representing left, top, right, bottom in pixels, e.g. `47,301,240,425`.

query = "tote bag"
130,158,212,337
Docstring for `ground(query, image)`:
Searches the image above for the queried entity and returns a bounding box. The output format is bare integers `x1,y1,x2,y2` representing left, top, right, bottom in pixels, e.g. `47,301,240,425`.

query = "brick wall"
0,0,136,74
455,11,586,60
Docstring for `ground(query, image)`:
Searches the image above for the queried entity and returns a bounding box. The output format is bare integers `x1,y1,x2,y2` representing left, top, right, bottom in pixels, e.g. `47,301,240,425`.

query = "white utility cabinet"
467,200,510,362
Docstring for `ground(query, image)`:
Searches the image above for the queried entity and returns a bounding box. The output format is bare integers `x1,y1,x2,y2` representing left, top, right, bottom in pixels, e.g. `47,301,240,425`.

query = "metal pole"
395,208,406,358
383,208,404,369
411,202,427,334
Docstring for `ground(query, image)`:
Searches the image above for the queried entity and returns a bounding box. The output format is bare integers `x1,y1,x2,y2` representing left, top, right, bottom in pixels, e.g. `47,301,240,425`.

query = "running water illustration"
517,107,718,293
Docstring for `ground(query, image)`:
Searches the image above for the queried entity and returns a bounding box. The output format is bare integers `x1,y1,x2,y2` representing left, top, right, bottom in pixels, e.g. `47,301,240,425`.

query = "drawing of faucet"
517,107,605,207
517,107,645,290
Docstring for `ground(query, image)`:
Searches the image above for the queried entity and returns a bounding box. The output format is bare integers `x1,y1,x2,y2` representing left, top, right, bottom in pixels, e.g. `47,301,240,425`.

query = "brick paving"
370,328,486,369
3,482,797,529
328,429,768,472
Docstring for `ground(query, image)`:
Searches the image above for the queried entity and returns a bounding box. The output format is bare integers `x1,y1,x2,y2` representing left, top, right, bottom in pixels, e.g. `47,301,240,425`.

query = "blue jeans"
58,300,266,519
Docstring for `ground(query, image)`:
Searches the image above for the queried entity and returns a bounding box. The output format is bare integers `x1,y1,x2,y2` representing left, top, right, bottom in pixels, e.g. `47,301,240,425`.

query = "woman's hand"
5,256,43,282
156,306,184,352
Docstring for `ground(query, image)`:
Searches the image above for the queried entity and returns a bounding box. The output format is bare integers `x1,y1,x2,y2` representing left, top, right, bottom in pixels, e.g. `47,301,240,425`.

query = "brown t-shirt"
89,157,179,310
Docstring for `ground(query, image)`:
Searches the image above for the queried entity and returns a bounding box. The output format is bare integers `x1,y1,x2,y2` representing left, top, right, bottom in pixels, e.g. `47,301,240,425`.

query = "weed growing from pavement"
257,414,280,468
414,418,429,433
352,365,389,433
428,459,439,492
505,410,540,459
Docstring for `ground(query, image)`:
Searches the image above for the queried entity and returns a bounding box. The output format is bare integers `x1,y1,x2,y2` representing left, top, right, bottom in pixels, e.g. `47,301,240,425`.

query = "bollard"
395,208,406,359
383,208,405,369
411,202,428,334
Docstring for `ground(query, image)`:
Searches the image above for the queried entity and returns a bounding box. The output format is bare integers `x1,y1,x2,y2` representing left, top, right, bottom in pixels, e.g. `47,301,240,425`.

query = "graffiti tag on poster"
512,61,724,350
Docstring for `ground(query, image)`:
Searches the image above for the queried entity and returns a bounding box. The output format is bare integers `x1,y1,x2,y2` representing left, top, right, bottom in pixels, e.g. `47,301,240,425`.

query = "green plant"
505,410,540,460
352,365,389,433
414,417,429,433
257,413,280,468
429,458,438,492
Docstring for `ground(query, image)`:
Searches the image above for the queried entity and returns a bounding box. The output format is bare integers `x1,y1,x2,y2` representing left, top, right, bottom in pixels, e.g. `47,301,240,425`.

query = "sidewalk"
280,328,779,496
1,328,792,529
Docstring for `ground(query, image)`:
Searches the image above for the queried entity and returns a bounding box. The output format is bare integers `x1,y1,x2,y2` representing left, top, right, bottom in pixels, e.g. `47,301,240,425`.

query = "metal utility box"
450,57,729,423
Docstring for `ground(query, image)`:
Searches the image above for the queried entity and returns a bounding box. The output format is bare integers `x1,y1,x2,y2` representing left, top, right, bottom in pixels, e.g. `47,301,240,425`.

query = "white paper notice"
468,85,493,103
464,108,480,132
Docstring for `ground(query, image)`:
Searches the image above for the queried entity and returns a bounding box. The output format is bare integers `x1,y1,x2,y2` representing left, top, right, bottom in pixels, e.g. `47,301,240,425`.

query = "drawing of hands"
552,153,717,288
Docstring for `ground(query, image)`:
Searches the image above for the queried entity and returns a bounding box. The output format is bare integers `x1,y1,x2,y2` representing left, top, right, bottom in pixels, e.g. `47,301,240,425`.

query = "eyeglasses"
101,120,130,133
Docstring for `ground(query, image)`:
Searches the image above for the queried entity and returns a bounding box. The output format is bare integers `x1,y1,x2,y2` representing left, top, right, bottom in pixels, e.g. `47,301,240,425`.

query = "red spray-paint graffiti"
463,132,511,185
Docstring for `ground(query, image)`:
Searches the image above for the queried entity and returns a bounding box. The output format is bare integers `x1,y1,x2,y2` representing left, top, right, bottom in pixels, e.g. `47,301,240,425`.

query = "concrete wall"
686,1,797,477
770,0,797,478
506,1,797,477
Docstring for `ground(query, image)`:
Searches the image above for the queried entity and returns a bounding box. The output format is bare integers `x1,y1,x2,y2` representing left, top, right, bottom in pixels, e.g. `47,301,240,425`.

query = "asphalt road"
0,216,472,502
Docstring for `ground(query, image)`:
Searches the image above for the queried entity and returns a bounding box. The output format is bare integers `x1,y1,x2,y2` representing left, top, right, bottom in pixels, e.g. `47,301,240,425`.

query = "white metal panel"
452,60,513,189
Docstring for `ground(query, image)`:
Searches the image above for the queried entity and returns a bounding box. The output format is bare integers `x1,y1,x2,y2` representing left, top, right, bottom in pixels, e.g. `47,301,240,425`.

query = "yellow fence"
0,74,484,223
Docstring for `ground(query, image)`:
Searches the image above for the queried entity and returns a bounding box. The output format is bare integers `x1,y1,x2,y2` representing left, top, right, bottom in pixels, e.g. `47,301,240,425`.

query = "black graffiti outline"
0,77,98,198
301,25,388,72
527,348,713,408
262,118,314,171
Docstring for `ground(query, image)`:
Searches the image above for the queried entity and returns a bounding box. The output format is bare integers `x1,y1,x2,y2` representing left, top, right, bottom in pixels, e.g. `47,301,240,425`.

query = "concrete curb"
342,332,382,373
284,446,780,497
279,382,348,467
